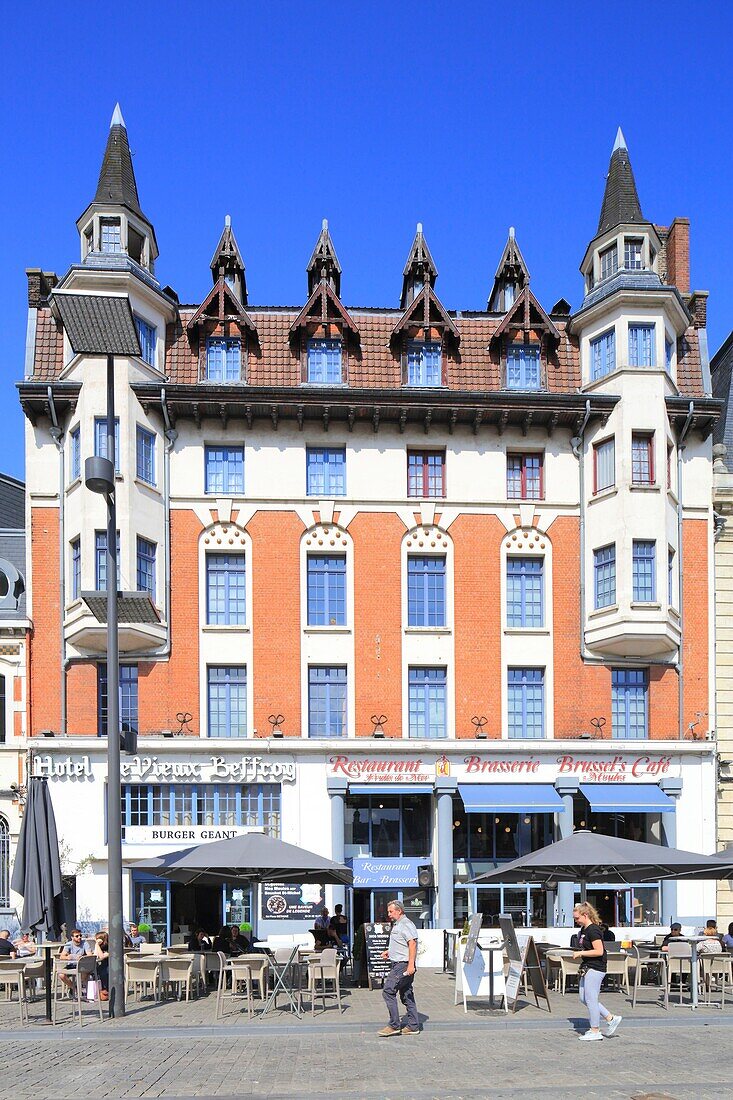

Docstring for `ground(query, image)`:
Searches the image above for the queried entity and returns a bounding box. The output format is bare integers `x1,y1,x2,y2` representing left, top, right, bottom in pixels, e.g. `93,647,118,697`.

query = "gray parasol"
471,830,733,901
10,777,65,939
132,830,353,887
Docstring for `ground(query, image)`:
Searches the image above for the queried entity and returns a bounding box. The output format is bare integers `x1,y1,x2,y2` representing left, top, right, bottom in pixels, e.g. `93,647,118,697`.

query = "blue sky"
1,0,732,480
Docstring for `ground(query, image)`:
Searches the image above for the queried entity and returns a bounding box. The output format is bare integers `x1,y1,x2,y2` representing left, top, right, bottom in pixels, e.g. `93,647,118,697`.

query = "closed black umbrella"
470,830,733,901
11,777,64,939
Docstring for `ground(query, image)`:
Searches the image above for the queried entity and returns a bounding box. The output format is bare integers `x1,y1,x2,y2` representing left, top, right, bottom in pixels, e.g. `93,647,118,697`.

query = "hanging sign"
349,857,422,888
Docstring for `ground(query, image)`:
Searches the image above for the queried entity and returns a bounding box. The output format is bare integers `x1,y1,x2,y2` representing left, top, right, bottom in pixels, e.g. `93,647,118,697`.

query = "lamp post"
51,292,141,1018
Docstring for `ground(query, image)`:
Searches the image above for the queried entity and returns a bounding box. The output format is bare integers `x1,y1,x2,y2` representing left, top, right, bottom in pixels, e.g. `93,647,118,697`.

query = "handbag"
86,979,98,1002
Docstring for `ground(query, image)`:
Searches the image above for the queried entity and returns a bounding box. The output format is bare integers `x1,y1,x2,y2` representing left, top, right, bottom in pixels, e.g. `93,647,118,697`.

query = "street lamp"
51,292,141,1018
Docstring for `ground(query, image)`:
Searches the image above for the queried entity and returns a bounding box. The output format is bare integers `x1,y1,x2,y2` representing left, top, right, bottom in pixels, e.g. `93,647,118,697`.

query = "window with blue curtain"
70,426,81,482
408,667,447,739
134,316,156,366
612,669,647,739
206,337,241,381
98,663,138,737
206,553,246,625
307,339,343,384
307,555,346,625
632,540,656,602
628,324,656,367
207,666,247,737
506,345,541,390
506,558,543,628
591,329,616,380
94,418,121,474
594,545,616,609
308,666,347,738
95,530,120,590
136,426,156,486
71,538,81,601
407,556,446,627
136,536,156,601
204,446,244,494
121,783,281,836
306,447,346,496
508,668,544,739
406,341,442,386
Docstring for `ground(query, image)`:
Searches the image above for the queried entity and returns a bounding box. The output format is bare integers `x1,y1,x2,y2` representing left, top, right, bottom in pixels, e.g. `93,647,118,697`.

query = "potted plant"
138,922,153,943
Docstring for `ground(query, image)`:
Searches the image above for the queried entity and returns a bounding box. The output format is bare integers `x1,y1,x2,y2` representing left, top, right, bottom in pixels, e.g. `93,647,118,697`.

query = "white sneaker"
605,1014,622,1036
578,1030,603,1041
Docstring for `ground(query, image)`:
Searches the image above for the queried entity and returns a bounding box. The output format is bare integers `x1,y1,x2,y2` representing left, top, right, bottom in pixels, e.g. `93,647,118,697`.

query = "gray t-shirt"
388,915,418,962
63,940,89,962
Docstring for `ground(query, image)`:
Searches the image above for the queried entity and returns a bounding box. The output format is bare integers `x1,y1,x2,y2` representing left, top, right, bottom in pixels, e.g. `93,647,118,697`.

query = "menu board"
463,913,483,965
261,883,324,921
363,922,392,989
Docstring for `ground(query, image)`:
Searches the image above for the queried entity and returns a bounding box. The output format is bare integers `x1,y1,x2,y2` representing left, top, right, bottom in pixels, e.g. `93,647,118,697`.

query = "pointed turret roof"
400,223,438,308
307,219,341,297
93,103,146,220
597,127,643,234
210,215,247,304
488,228,530,310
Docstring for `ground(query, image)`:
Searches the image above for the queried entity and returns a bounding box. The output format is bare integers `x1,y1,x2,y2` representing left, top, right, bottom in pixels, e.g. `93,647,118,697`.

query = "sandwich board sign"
500,915,551,1013
454,915,506,1013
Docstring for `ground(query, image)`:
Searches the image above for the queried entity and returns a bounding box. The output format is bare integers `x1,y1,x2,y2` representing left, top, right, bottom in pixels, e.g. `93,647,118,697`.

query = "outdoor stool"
217,957,255,1020
302,948,342,1015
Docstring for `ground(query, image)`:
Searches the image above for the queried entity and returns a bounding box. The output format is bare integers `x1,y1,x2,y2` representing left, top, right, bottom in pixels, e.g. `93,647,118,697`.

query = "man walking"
378,899,420,1036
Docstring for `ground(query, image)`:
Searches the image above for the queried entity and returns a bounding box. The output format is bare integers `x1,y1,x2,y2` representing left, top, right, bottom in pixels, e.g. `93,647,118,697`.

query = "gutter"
571,400,591,660
47,385,67,736
676,401,695,739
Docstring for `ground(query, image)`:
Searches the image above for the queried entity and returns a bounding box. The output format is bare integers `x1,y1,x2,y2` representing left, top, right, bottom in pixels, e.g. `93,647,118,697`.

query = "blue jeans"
383,962,419,1030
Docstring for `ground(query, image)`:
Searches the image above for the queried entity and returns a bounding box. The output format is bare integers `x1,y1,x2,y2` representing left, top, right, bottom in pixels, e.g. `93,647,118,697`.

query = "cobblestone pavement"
0,972,732,1098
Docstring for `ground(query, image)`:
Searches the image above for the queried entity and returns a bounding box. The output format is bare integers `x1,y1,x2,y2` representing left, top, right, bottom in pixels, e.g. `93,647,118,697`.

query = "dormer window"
624,237,644,270
599,244,618,281
307,338,342,384
100,218,122,254
206,337,241,382
506,344,541,390
407,340,442,387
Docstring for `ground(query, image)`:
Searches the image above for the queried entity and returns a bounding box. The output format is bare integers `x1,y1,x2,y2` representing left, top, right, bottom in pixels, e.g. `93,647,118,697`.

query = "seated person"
723,922,733,951
12,932,36,957
0,930,17,959
698,919,723,954
329,904,349,945
213,926,232,955
187,928,213,952
59,928,92,989
661,922,683,951
313,908,339,947
124,923,146,949
94,931,110,1000
600,923,616,943
228,925,249,956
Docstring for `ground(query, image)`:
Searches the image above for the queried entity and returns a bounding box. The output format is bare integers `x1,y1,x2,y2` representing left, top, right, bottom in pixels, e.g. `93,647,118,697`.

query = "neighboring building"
712,334,733,923
17,111,720,940
0,473,29,925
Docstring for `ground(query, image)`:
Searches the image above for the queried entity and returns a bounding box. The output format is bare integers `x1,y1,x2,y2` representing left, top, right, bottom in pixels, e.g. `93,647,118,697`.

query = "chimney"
688,290,708,329
26,269,58,308
665,218,690,295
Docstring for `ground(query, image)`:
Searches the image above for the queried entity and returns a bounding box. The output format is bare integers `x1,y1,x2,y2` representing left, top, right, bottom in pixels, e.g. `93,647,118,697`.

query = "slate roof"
0,474,25,530
598,130,644,234
94,115,145,221
51,293,141,357
712,331,733,454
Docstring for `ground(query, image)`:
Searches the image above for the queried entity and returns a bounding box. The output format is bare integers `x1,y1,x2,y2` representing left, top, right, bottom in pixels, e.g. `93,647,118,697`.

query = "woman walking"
572,902,622,1041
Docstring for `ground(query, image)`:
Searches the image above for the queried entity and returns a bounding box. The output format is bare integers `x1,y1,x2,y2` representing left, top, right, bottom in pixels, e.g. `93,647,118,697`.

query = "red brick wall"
66,662,99,734
665,218,690,296
351,512,405,737
451,514,504,738
249,510,305,737
29,507,61,735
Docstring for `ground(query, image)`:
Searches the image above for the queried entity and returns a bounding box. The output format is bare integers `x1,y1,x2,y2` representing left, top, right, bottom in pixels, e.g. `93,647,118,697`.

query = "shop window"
307,338,343,384
122,784,280,836
629,323,656,368
70,538,81,601
136,537,156,602
98,664,138,739
632,540,656,602
206,337,241,382
136,426,156,486
204,445,244,495
506,557,543,628
591,329,615,381
507,668,544,739
406,340,442,387
407,556,446,627
70,425,81,482
506,345,541,390
306,447,346,496
206,553,246,626
572,795,656,845
207,666,247,737
0,816,8,906
593,544,616,609
407,450,445,499
593,437,615,493
611,669,648,739
134,316,157,367
94,417,121,474
308,666,347,738
408,667,447,738
345,794,430,858
307,555,346,626
451,796,552,862
631,433,654,485
506,453,543,500
94,530,120,591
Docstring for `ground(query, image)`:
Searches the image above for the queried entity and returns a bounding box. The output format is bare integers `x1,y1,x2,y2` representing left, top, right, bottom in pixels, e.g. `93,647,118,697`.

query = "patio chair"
21,958,45,1002
628,945,664,1008
546,952,580,994
700,953,733,1008
663,941,696,1007
302,948,342,1015
216,955,255,1020
125,956,161,1002
204,951,222,988
140,942,163,956
605,952,630,996
0,962,29,1024
166,943,194,956
159,956,195,1002
237,953,269,999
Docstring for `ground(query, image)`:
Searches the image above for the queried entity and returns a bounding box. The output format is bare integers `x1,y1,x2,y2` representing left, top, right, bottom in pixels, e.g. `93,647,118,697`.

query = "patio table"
36,942,64,1023
257,945,302,1018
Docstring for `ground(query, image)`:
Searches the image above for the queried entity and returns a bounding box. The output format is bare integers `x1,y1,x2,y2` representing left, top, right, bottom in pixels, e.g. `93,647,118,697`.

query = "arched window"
0,816,9,907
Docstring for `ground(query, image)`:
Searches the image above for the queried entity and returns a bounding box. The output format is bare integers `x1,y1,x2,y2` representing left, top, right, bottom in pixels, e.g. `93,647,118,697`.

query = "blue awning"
459,784,565,813
348,785,434,795
579,784,675,813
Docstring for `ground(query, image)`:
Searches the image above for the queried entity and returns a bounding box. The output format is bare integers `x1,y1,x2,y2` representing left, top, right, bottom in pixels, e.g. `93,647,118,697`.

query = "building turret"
400,223,438,309
210,215,247,305
488,228,529,312
306,219,341,297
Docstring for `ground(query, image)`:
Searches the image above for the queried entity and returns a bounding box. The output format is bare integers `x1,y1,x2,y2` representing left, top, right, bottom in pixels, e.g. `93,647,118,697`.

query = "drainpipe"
571,400,592,660
47,386,67,736
676,401,695,739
